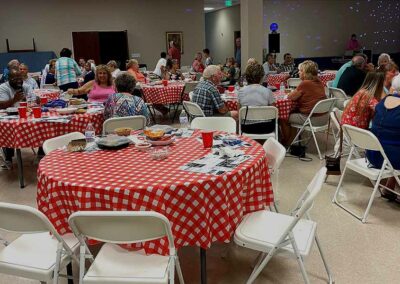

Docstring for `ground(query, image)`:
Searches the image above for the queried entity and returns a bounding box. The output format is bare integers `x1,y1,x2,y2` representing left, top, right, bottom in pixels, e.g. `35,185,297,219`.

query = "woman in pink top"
68,65,115,103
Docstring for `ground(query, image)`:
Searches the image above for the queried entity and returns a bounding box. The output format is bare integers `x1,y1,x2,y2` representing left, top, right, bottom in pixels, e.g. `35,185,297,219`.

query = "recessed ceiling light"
204,7,215,11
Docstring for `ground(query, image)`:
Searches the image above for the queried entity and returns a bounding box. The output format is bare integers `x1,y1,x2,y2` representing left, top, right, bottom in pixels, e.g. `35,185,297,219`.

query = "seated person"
192,52,205,73
377,53,391,69
19,63,38,90
341,71,384,129
1,59,20,83
278,53,295,73
126,59,146,83
83,62,95,84
163,59,184,81
45,59,57,85
68,65,115,103
192,65,230,117
377,61,399,95
262,53,279,75
153,52,167,78
0,70,30,169
223,57,237,86
104,72,150,124
337,56,367,96
366,88,400,201
280,60,327,145
107,60,121,79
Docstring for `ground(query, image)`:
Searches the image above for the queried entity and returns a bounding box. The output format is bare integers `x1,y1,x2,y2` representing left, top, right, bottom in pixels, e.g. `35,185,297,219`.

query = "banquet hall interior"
0,0,399,283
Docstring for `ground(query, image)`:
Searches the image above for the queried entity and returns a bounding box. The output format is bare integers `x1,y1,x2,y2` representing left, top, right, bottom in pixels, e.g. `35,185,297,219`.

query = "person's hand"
365,63,374,72
13,91,25,103
67,88,75,94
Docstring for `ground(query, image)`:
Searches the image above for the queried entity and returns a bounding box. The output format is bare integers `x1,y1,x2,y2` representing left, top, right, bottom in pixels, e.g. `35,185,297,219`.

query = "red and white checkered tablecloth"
223,92,295,121
265,73,290,87
318,72,336,86
37,132,273,255
33,89,60,101
142,84,185,105
0,111,103,149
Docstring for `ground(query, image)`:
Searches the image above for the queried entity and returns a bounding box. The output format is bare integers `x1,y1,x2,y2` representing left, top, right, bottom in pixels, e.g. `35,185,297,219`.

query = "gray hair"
7,59,19,69
115,72,136,94
107,60,118,68
352,56,365,68
378,53,391,65
203,65,220,79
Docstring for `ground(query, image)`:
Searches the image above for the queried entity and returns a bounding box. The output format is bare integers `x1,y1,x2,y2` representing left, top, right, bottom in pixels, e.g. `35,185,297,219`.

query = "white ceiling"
204,0,240,13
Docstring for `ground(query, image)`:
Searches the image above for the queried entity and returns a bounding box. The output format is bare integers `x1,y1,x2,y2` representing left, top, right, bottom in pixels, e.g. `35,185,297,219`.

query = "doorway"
72,31,129,70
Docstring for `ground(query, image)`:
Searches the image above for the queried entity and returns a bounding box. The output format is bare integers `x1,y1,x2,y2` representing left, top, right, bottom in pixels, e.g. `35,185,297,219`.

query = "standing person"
153,52,167,78
346,34,362,51
278,53,295,73
55,48,81,92
192,52,205,73
235,37,241,67
1,59,20,83
203,48,213,67
19,63,38,90
168,41,181,67
337,56,367,96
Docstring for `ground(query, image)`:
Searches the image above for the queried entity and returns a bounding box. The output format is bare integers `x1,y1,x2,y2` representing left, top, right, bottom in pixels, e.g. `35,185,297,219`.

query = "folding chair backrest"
326,80,334,88
310,98,337,115
191,117,237,133
287,78,301,88
183,101,205,118
329,87,348,100
342,124,384,153
68,211,174,247
263,138,286,174
330,108,341,132
239,106,278,122
343,99,351,108
291,167,327,217
103,115,146,135
184,82,198,94
43,132,85,154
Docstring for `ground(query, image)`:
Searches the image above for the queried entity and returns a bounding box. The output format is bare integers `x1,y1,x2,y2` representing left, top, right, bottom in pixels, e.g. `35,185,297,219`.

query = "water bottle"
179,109,189,128
235,82,240,92
280,82,285,96
85,123,95,143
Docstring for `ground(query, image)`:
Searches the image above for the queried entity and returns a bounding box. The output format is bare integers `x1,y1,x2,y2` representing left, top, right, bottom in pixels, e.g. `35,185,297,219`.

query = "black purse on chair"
325,112,343,175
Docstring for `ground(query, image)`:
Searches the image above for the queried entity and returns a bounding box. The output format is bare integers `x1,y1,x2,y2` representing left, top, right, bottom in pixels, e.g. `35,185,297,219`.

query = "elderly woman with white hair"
126,59,145,83
192,65,230,117
377,53,391,69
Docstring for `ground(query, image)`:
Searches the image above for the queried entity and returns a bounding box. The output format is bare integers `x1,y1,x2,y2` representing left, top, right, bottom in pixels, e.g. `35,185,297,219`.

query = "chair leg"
361,174,383,223
314,234,334,284
289,234,310,284
310,128,323,160
332,164,348,203
246,249,276,284
67,262,73,284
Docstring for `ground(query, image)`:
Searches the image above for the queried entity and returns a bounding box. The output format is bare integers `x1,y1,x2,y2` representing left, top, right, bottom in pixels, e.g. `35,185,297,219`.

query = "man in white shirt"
153,52,167,78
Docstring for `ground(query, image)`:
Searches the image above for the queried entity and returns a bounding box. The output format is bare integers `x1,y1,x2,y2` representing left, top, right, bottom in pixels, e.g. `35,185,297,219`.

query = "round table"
265,73,290,87
37,132,273,256
33,89,60,101
142,83,186,104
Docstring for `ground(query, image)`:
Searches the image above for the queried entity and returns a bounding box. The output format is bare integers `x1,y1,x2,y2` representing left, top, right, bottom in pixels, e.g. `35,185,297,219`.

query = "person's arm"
73,60,82,76
0,90,24,109
67,80,94,96
288,81,306,101
211,89,228,114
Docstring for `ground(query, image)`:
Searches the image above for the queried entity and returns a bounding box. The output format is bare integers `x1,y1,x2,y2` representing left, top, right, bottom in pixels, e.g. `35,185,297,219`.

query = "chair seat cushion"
0,232,78,281
347,158,395,180
234,210,316,256
84,243,169,284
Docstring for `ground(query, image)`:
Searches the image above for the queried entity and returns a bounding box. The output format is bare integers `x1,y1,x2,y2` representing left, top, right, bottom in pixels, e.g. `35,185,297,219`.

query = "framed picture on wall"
166,32,183,54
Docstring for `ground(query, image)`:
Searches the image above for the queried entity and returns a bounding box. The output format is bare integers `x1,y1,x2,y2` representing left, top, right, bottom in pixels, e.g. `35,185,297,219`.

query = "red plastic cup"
201,131,214,148
19,102,27,107
32,107,42,118
228,85,235,92
40,97,48,106
274,83,281,90
162,80,168,86
18,107,27,119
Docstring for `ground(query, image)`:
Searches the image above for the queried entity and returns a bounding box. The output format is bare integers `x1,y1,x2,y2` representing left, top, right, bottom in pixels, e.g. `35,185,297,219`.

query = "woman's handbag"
325,112,343,175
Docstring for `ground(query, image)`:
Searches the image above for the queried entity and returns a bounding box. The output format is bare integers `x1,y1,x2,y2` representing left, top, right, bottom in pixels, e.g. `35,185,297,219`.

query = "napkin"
213,147,244,158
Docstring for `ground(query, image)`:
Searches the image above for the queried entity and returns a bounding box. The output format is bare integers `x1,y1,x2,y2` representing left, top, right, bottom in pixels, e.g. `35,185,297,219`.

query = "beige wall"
206,0,400,63
205,5,240,65
0,0,205,68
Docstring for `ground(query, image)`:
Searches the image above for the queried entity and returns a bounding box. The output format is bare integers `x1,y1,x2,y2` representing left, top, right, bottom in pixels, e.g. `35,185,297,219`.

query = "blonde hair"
95,64,112,86
126,59,139,69
298,60,318,80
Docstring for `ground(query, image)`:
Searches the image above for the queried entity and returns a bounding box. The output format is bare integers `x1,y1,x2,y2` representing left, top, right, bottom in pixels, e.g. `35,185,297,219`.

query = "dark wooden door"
99,31,129,70
72,32,101,64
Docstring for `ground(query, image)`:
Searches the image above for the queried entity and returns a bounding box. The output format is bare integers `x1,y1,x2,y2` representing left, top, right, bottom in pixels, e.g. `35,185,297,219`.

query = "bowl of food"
75,108,87,114
148,147,170,160
69,98,86,105
114,127,133,137
56,107,77,115
135,142,152,152
67,139,87,152
143,129,165,141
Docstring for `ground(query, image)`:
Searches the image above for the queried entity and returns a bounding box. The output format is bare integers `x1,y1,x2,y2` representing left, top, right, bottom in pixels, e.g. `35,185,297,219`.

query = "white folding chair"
0,202,79,284
239,106,278,140
43,132,85,154
68,211,184,284
263,138,286,210
182,101,205,121
328,87,348,110
326,80,334,88
332,125,400,223
191,117,236,133
234,167,333,284
287,78,301,88
43,84,61,91
102,115,146,135
289,98,337,160
343,98,351,109
139,67,147,73
188,91,194,101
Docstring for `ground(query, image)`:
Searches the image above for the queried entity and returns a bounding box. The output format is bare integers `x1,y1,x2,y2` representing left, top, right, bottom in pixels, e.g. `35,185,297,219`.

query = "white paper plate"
56,108,77,115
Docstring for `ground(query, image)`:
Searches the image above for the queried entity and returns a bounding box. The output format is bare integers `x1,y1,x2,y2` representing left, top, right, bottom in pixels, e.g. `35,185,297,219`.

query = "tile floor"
0,129,399,284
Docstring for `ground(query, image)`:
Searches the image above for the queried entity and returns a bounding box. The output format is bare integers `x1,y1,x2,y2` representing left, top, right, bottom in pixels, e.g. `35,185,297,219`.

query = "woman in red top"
341,71,385,129
126,59,146,83
192,52,205,73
